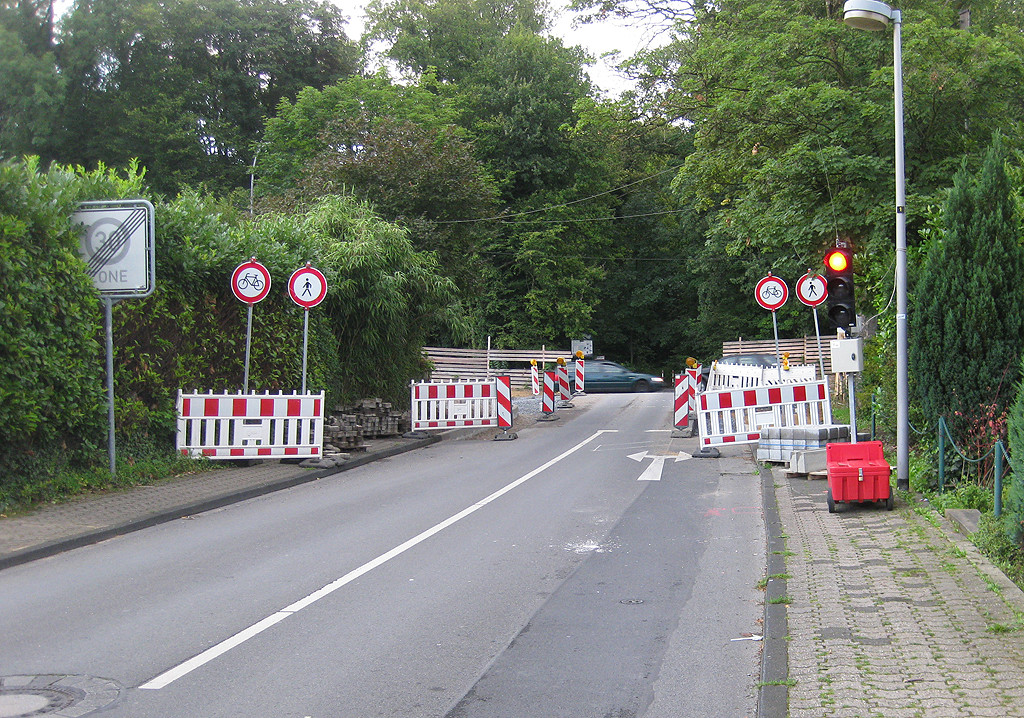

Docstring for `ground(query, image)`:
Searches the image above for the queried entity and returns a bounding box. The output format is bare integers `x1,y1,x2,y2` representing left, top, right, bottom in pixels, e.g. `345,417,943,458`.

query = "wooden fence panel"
423,346,572,388
722,336,834,375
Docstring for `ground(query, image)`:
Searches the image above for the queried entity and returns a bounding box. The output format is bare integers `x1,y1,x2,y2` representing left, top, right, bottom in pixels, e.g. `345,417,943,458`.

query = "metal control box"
830,338,864,374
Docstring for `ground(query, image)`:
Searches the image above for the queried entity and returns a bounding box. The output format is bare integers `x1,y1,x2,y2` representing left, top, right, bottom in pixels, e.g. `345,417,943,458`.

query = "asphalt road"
0,391,766,717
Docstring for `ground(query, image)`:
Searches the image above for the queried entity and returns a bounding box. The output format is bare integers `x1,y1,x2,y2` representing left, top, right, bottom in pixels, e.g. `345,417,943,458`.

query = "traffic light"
824,248,856,332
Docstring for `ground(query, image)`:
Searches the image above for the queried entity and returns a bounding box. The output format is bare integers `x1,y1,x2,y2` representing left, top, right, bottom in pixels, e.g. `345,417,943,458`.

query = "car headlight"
652,377,665,384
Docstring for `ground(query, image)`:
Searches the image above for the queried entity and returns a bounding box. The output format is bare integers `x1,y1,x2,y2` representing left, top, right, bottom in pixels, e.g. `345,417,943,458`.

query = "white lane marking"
139,429,619,690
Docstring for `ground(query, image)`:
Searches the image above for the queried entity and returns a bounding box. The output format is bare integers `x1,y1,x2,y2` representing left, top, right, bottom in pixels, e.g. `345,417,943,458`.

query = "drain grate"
619,598,645,605
0,676,120,717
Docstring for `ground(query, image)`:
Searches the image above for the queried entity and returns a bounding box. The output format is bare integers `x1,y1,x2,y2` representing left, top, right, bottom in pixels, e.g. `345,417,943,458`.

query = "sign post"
74,199,156,477
796,271,829,378
231,258,272,393
755,273,789,381
288,263,327,393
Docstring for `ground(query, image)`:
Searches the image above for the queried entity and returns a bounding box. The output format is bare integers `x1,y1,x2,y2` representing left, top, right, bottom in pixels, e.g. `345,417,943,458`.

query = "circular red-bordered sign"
755,274,789,311
231,259,272,304
796,272,828,307
288,264,327,309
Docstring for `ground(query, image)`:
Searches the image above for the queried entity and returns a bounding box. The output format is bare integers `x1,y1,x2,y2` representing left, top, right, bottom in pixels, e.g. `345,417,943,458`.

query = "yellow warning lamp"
575,350,584,360
685,356,697,369
530,359,537,366
557,357,566,366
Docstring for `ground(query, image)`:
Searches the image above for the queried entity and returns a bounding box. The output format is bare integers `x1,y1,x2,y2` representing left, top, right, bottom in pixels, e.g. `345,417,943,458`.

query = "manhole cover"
0,676,120,717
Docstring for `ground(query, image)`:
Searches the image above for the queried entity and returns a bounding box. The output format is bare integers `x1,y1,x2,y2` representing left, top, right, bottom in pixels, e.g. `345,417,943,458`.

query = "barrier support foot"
691,447,721,459
538,413,559,422
494,429,518,441
403,430,431,439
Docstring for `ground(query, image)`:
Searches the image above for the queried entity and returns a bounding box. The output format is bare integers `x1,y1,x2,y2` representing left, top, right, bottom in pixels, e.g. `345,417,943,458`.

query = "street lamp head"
843,0,894,31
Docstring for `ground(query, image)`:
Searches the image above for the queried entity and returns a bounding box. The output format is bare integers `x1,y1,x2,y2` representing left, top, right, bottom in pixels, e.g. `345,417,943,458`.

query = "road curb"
757,454,789,718
0,434,440,573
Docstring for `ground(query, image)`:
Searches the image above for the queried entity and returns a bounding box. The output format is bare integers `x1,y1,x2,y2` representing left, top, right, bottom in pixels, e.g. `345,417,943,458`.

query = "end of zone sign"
74,199,156,298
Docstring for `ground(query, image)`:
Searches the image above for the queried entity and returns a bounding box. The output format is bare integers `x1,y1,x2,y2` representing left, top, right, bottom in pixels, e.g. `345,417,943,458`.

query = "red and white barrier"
542,371,557,414
557,364,571,402
531,363,540,395
177,390,325,459
687,366,701,411
496,375,513,429
410,378,512,430
697,380,832,447
673,365,702,429
706,363,817,390
574,358,585,393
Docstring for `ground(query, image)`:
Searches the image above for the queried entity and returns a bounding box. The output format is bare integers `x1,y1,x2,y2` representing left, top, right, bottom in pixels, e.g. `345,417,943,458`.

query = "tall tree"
364,0,550,83
0,1,63,160
910,135,1024,440
54,0,360,195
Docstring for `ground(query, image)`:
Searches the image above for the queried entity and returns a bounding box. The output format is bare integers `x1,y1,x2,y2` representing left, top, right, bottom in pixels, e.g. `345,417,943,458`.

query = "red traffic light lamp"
825,249,850,273
823,248,856,332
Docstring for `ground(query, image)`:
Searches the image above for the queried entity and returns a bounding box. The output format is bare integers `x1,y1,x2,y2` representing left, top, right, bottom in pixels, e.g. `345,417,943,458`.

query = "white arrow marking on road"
627,450,692,481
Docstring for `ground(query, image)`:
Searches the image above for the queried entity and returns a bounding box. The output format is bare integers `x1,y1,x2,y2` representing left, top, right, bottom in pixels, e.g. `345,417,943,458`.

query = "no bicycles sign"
755,274,788,312
231,259,272,304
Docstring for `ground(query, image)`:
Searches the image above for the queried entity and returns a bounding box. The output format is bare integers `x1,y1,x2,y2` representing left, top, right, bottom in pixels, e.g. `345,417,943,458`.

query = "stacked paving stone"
322,399,410,460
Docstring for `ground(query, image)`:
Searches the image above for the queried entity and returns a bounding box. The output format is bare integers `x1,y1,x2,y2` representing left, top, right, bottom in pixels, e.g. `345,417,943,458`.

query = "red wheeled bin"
825,440,893,513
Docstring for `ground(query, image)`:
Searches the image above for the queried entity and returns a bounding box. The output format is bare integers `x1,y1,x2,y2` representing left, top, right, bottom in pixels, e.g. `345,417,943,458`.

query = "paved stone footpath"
777,473,1024,718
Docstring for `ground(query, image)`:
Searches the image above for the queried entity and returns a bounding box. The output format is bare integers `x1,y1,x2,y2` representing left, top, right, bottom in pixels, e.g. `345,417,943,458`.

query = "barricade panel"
410,378,505,430
177,390,325,459
697,380,831,447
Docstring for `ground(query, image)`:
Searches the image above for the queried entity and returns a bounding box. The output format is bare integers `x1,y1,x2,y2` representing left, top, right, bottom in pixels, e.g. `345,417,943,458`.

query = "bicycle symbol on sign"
237,272,265,291
760,284,783,301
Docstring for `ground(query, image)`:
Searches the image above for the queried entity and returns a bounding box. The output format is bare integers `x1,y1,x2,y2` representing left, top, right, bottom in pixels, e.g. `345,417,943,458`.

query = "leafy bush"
1,158,463,510
0,158,107,508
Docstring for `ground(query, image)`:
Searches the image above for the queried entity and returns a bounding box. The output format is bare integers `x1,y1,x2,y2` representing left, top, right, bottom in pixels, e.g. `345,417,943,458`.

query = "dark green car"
585,360,666,393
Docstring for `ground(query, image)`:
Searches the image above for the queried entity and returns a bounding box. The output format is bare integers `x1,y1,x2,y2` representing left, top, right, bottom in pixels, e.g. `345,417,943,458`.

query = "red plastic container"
825,440,893,512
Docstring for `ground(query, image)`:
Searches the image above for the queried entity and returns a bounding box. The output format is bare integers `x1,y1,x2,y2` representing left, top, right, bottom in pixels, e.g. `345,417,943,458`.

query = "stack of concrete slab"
757,425,850,464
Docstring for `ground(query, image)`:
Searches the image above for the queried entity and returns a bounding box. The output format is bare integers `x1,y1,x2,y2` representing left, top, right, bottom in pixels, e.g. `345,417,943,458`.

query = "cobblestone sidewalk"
776,473,1024,717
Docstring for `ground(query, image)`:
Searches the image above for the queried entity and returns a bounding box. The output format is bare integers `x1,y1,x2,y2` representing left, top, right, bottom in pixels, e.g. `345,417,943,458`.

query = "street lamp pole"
842,0,909,490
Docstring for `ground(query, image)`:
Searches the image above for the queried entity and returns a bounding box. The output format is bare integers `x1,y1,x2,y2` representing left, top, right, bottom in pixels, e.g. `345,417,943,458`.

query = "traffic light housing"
824,248,856,332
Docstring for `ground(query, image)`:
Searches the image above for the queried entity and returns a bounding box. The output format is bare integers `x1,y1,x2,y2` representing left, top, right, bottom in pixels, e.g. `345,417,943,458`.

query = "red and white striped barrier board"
177,391,325,459
557,364,571,401
496,375,513,429
542,371,557,414
410,377,512,430
686,366,701,412
574,359,585,393
531,363,540,395
697,380,832,447
673,365,702,429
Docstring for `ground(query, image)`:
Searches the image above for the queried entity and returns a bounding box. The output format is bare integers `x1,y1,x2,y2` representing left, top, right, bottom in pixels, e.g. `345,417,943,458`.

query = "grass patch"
768,595,793,605
972,515,1024,591
756,573,792,590
758,678,797,687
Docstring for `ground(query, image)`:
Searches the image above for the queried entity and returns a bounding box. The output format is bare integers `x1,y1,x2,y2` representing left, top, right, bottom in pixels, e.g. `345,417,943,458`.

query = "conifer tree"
910,135,1024,442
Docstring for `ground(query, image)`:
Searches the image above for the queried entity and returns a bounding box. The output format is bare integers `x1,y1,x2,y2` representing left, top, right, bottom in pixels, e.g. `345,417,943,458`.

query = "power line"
433,165,683,224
